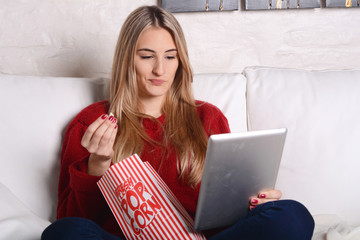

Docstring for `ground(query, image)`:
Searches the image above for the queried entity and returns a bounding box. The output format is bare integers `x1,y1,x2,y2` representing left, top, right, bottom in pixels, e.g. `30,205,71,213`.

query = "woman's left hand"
249,189,282,210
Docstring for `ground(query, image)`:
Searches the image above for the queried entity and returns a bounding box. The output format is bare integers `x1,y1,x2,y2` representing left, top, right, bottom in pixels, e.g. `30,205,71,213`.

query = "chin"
146,88,169,97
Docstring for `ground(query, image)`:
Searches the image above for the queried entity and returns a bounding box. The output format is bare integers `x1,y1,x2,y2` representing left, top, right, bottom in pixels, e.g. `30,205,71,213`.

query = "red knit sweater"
57,100,230,238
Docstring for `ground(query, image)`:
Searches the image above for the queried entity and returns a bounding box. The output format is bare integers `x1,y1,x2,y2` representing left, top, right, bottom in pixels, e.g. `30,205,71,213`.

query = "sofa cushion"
193,73,247,133
244,66,360,226
0,72,247,223
0,182,50,240
0,74,107,221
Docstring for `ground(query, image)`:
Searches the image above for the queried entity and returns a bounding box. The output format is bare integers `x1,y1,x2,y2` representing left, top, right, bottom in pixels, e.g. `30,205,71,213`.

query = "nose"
152,59,165,76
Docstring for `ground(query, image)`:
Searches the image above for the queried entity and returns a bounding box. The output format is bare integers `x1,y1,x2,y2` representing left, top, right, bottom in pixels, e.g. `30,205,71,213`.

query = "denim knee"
211,199,315,240
256,199,315,240
41,217,100,240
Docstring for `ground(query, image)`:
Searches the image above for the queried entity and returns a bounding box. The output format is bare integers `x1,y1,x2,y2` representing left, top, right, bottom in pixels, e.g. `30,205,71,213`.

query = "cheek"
135,64,146,78
169,61,179,77
135,59,151,78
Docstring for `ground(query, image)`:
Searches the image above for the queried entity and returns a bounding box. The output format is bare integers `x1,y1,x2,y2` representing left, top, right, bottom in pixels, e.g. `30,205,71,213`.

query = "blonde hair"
109,6,207,187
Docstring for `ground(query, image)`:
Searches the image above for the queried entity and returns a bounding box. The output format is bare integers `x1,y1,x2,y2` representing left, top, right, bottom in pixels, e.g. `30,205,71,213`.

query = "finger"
109,124,118,145
249,193,263,210
249,189,282,209
249,197,260,206
99,124,118,159
258,189,282,200
87,116,116,153
249,205,257,210
81,114,108,147
98,119,118,152
250,197,279,207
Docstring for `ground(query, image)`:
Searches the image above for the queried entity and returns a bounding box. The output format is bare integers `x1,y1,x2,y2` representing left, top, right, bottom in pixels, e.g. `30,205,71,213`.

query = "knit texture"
57,100,230,237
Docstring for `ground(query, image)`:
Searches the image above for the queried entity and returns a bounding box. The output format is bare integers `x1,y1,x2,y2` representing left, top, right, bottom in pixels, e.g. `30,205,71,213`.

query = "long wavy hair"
109,5,208,187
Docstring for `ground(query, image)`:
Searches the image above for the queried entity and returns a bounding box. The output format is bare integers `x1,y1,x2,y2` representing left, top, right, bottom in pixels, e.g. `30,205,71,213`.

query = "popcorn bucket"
98,154,206,240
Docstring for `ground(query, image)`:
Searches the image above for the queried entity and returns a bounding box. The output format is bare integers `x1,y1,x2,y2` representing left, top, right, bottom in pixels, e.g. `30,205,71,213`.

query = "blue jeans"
42,200,314,240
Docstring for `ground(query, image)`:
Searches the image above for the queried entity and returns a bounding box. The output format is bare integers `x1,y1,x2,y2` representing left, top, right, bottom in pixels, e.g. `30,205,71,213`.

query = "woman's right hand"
81,114,118,176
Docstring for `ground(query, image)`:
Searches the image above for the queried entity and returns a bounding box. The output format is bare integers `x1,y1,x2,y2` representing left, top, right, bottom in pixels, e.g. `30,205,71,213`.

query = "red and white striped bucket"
98,154,206,240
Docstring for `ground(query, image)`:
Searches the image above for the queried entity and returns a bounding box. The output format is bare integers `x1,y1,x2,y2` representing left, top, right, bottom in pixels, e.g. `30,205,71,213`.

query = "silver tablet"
194,128,287,231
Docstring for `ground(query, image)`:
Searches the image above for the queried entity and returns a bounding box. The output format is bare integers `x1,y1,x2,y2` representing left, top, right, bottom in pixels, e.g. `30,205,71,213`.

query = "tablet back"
194,128,287,231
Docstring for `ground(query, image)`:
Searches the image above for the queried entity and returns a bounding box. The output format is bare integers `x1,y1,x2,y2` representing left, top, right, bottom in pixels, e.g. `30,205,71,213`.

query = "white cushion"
0,74,107,221
244,66,360,226
0,72,246,223
193,73,247,133
0,182,50,240
312,214,360,240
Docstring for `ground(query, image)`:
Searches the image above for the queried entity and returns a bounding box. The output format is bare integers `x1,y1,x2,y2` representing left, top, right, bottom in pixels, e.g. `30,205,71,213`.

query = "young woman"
42,5,314,240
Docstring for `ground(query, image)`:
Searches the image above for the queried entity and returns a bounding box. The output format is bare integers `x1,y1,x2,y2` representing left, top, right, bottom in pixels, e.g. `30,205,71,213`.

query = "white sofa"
1,67,360,240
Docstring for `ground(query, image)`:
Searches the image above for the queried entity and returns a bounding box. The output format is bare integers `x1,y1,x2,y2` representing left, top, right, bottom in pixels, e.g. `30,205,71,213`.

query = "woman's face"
134,27,179,105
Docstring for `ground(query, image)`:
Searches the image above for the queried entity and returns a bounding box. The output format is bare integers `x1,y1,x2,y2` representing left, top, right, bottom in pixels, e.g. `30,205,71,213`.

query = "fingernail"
251,199,258,204
260,194,266,198
250,206,256,210
114,125,118,129
112,118,117,124
101,114,107,119
108,116,114,122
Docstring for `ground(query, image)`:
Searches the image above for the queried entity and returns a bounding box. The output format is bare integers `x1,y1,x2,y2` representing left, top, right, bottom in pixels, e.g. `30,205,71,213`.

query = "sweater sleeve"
57,103,112,225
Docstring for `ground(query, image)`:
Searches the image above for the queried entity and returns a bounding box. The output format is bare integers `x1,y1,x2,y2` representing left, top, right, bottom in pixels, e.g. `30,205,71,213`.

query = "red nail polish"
260,194,266,198
112,118,117,124
101,114,107,119
250,205,256,210
251,199,258,204
114,125,118,129
108,116,114,122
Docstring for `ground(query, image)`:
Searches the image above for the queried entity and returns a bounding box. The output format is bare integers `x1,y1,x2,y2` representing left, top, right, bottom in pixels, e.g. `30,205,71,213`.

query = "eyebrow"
137,48,177,53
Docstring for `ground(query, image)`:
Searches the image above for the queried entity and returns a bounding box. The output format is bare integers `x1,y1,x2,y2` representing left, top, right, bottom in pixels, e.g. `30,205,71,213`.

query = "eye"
140,56,153,59
165,55,177,60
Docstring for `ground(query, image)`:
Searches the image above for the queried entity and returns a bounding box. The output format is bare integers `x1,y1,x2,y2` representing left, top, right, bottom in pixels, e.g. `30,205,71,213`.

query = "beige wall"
0,0,359,78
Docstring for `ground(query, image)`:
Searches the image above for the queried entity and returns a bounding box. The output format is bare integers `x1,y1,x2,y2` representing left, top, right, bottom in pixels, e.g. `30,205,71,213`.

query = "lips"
150,79,165,86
